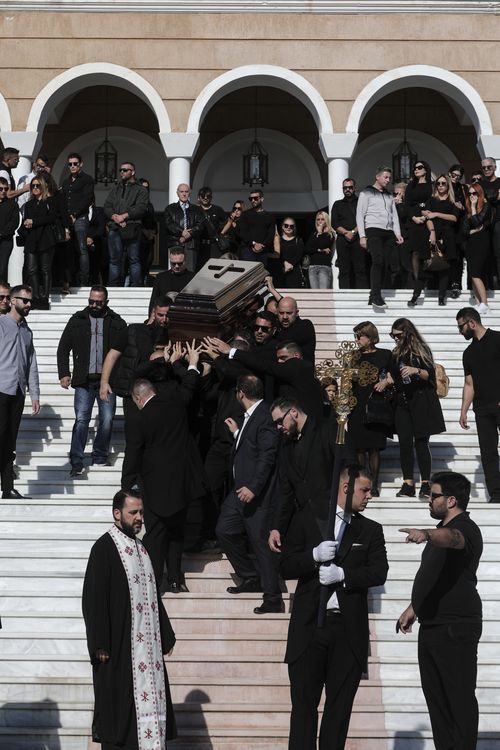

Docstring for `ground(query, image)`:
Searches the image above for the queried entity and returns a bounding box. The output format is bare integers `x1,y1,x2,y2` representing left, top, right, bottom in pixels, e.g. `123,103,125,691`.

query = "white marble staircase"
0,287,499,749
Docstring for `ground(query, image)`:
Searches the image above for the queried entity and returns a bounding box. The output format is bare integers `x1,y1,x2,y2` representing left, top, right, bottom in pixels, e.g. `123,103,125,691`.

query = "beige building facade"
1,7,500,221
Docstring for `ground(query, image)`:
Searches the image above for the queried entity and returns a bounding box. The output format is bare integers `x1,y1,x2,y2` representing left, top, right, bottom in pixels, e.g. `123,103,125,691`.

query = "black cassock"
82,533,177,748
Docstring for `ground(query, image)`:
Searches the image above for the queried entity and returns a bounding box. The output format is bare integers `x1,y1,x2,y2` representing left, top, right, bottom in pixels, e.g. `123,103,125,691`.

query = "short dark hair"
456,307,481,324
376,165,392,175
276,341,302,356
90,284,108,299
250,188,264,197
67,152,82,162
236,373,263,400
169,246,186,256
152,295,173,309
10,284,32,297
36,153,50,164
3,147,19,159
230,336,251,351
121,161,136,171
198,186,212,197
0,279,10,289
343,177,356,185
112,488,142,512
253,310,277,328
0,177,8,188
449,163,464,176
231,328,254,348
271,395,303,414
431,471,471,511
339,464,373,484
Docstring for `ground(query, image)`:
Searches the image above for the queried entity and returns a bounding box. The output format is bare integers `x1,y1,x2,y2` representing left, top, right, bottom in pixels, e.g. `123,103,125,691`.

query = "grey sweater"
356,185,401,238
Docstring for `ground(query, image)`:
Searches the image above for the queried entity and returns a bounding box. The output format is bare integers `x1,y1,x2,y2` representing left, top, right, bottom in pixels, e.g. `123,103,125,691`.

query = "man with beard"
82,489,177,750
99,296,171,444
274,296,316,365
398,471,483,750
457,306,500,503
57,285,127,478
0,280,10,315
197,186,229,265
331,178,368,289
0,284,39,499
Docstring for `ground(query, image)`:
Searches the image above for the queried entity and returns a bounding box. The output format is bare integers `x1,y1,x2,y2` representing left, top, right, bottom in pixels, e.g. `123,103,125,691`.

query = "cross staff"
315,342,378,627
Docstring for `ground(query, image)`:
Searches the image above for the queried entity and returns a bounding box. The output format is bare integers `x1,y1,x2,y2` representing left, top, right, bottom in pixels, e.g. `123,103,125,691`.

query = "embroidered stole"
108,525,167,749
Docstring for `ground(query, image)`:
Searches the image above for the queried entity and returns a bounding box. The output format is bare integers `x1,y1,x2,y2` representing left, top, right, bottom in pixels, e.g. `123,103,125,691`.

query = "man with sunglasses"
236,189,275,265
104,162,148,286
331,178,368,289
0,281,10,315
479,157,500,285
60,153,95,285
0,177,19,281
57,285,127,478
398,471,483,750
148,246,194,314
0,284,39,499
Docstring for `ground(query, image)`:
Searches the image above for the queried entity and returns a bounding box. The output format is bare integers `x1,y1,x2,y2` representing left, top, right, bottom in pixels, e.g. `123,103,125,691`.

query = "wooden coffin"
168,259,268,341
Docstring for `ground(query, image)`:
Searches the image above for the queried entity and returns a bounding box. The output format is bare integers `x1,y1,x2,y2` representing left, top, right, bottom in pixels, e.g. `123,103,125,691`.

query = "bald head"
132,378,156,409
278,296,299,328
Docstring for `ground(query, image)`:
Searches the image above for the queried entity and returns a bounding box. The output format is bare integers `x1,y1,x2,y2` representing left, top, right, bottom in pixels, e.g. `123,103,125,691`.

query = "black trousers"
26,247,55,299
394,402,432,481
288,614,363,750
143,504,187,585
0,389,25,492
336,237,368,289
216,489,281,603
475,406,500,501
201,440,231,538
366,228,398,298
0,238,13,281
418,622,481,750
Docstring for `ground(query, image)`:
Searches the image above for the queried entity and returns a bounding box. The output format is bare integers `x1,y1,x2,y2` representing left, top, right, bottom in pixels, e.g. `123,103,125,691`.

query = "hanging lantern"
392,138,417,184
243,138,269,186
94,138,117,186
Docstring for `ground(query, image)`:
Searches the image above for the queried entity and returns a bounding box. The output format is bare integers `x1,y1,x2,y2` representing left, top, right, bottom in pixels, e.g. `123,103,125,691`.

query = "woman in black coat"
274,216,304,288
0,176,19,281
380,317,445,499
463,182,492,315
22,172,58,309
347,321,392,496
405,160,433,299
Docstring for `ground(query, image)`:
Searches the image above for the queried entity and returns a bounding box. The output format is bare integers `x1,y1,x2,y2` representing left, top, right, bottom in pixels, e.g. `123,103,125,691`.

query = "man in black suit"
216,373,283,614
397,471,483,750
148,246,194,314
278,456,388,750
164,184,203,272
275,296,316,365
121,363,201,593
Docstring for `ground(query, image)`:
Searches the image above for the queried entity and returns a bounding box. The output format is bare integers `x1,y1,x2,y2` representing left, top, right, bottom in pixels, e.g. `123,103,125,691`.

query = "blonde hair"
432,174,457,205
31,172,51,201
315,210,334,238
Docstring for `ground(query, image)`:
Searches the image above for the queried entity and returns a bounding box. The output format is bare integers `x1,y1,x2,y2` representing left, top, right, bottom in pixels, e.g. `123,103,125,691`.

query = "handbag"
364,389,395,427
424,241,449,272
215,233,231,253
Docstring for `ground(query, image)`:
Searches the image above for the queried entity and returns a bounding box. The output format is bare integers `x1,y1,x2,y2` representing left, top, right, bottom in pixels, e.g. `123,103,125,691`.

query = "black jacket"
60,171,95,219
104,182,148,228
110,322,168,397
231,400,279,507
275,317,317,365
23,197,57,254
0,198,19,239
148,268,195,313
57,308,127,388
164,202,203,249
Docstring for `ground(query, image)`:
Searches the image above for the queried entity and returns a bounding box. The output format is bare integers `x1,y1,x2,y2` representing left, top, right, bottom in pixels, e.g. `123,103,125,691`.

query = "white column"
168,157,191,205
328,158,349,213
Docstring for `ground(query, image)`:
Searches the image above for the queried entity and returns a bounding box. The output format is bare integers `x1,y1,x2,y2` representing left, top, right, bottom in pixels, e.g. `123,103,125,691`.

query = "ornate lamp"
94,87,117,186
242,88,269,186
392,91,417,183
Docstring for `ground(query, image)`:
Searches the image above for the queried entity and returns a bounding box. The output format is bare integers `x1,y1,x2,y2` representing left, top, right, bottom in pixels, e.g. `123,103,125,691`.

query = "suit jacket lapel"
336,514,361,562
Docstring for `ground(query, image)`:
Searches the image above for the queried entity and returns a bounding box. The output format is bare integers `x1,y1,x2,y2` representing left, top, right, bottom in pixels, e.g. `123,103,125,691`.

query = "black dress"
426,197,459,260
464,203,493,277
405,182,433,259
347,348,392,450
279,236,304,288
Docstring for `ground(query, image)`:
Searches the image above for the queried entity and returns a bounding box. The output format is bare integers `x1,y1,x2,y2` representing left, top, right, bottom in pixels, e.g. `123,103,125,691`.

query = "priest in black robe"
82,489,177,749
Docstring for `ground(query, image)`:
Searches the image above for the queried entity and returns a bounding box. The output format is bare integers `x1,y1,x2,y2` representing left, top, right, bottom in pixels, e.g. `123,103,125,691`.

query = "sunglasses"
0,187,8,193
31,184,41,189
468,191,478,196
450,172,461,178
273,408,291,427
170,261,184,267
283,223,295,229
436,181,448,186
253,324,272,332
390,332,403,340
354,333,366,339
13,296,32,305
68,161,80,167
232,206,242,211
482,165,494,170
414,164,425,169
249,196,260,201
457,321,470,330
88,299,106,307
119,168,132,173
0,294,10,300
430,492,448,501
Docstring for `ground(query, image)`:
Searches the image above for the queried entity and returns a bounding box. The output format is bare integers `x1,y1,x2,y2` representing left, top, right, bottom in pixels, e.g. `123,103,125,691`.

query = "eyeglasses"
390,331,403,340
354,333,366,340
450,172,461,179
31,184,41,189
88,299,106,307
273,408,291,427
457,320,471,330
68,161,80,167
13,296,32,305
283,223,295,229
249,196,260,202
414,164,425,170
430,492,448,501
482,164,494,170
0,294,10,300
436,181,448,186
253,324,272,332
468,191,478,196
170,261,184,267
119,168,132,173
0,187,8,192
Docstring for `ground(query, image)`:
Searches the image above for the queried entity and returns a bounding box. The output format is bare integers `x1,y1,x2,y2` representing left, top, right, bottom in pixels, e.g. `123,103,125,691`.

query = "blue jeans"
308,265,332,288
70,382,116,469
108,229,142,286
74,216,89,285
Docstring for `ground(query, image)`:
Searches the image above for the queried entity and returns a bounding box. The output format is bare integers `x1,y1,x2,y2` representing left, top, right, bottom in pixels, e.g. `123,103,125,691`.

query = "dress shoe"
2,489,31,499
253,600,284,615
227,578,261,594
200,539,222,554
167,582,189,594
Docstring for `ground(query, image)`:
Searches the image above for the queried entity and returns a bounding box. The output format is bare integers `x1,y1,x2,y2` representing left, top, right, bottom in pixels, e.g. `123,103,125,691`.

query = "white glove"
313,540,338,563
319,563,345,586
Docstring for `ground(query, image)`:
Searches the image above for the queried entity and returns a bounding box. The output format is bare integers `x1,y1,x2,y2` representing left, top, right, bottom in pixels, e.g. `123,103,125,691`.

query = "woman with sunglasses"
22,172,59,309
382,318,445,499
405,161,434,299
0,176,20,282
347,321,392,496
463,183,492,314
274,216,304,288
220,200,246,252
304,210,334,289
408,174,460,307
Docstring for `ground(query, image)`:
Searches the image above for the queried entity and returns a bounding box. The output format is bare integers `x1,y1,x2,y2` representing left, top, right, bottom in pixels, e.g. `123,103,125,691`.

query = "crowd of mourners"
1,146,500,311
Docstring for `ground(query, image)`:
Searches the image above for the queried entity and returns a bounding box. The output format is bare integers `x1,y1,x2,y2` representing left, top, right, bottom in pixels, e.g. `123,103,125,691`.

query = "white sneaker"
475,303,490,315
